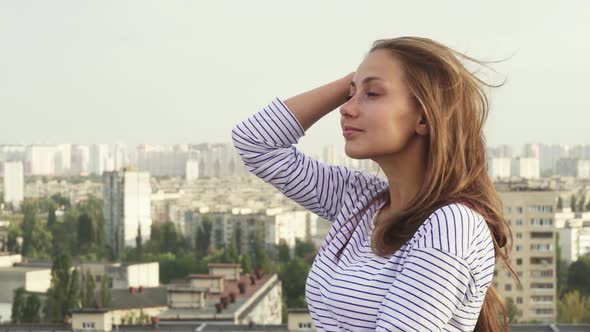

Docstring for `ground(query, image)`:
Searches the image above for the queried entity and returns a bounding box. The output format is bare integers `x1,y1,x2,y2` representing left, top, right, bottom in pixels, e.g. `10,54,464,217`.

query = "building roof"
159,272,277,320
70,308,110,314
110,287,167,310
0,266,50,273
187,274,224,279
207,263,240,268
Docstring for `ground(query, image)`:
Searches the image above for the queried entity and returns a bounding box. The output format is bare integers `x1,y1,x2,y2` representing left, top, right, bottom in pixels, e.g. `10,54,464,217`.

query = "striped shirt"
231,98,496,332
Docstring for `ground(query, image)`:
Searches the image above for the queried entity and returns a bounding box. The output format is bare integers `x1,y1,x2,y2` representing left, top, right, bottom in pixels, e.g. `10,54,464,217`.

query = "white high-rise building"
3,161,24,209
26,145,56,176
137,145,190,177
197,143,247,178
71,144,90,175
523,144,540,159
488,145,514,159
489,158,512,180
103,170,152,256
511,157,540,179
556,158,590,178
113,144,129,171
54,144,72,175
539,144,570,173
90,144,108,175
185,159,200,181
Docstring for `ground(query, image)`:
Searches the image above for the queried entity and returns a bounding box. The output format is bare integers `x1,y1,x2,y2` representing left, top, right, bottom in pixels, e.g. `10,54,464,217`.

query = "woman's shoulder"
411,202,493,260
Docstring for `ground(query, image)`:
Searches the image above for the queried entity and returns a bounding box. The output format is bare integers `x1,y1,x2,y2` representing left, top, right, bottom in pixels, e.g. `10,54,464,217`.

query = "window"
516,258,523,265
515,245,522,252
534,308,554,315
531,232,553,239
531,244,553,251
530,282,553,289
530,257,553,265
530,218,553,227
516,206,523,214
82,322,96,329
528,205,554,213
531,295,553,303
505,284,512,291
299,322,312,328
516,297,523,304
516,232,522,239
516,219,523,226
530,270,554,278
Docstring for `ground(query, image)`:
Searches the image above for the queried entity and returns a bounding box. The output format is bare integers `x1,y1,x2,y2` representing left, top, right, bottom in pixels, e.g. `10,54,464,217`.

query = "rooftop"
111,287,167,310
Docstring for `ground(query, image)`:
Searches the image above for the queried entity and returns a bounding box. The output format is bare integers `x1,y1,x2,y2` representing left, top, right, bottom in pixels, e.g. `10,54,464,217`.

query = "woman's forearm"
283,73,353,132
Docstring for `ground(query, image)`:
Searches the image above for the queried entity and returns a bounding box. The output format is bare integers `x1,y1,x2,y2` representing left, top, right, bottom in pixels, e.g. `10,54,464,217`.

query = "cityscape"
2,1,590,331
1,141,590,330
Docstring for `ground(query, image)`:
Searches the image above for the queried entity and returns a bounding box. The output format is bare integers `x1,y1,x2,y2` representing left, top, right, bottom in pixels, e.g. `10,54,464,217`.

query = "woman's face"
340,49,426,160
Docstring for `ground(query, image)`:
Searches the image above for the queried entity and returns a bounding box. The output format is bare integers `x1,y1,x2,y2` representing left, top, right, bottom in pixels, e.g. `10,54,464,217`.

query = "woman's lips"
342,128,363,138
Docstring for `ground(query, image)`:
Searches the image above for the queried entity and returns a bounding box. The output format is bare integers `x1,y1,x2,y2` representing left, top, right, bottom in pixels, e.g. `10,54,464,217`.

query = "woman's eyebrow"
350,76,383,87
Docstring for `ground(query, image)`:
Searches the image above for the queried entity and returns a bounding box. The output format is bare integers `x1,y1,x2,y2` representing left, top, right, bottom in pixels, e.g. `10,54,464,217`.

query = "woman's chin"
344,144,369,160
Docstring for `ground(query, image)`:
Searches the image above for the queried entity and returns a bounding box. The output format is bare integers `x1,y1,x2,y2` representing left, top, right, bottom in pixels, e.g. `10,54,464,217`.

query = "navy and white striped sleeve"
375,247,472,332
231,97,355,222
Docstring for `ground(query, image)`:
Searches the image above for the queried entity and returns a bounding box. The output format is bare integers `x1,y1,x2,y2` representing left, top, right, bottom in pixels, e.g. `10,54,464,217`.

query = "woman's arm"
231,73,365,223
283,72,354,131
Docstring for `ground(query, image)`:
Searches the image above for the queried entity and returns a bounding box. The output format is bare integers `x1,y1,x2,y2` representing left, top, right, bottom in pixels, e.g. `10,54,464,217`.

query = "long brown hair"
335,37,518,331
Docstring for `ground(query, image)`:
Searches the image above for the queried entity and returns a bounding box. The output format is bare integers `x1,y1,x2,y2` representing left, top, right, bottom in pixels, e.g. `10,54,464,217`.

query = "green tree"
67,268,81,312
77,213,94,247
195,217,212,255
44,252,80,322
28,221,53,259
23,294,42,323
586,199,590,212
557,196,563,210
11,287,26,323
253,223,271,272
279,257,311,308
295,238,316,262
567,256,590,297
47,206,57,229
277,242,290,263
240,253,253,274
578,194,586,213
228,227,239,263
21,202,37,256
99,274,111,307
557,290,590,323
571,194,577,212
505,297,520,323
7,222,22,253
82,269,96,307
50,193,70,208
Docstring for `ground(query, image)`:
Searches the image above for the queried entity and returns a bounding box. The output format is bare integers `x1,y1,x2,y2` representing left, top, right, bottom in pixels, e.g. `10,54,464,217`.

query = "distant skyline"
1,1,589,156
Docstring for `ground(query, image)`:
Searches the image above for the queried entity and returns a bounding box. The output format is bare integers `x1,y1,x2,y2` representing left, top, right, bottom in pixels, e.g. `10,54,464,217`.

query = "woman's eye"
366,92,378,97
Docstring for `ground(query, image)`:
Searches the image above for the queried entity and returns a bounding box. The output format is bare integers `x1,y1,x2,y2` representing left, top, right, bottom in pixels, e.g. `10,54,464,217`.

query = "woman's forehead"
356,50,405,85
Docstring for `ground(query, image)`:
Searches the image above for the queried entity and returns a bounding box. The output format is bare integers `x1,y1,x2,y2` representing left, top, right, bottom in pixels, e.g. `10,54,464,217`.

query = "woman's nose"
340,98,357,118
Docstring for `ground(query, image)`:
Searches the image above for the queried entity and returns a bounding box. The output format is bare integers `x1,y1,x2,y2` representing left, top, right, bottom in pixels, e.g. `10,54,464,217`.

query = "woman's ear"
416,114,429,136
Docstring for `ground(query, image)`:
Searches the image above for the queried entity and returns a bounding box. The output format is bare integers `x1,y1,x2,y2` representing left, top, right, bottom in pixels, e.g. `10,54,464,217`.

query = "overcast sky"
1,0,589,155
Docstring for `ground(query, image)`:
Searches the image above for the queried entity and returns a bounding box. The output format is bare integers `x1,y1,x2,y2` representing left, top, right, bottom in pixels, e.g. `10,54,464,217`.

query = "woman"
231,37,514,331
